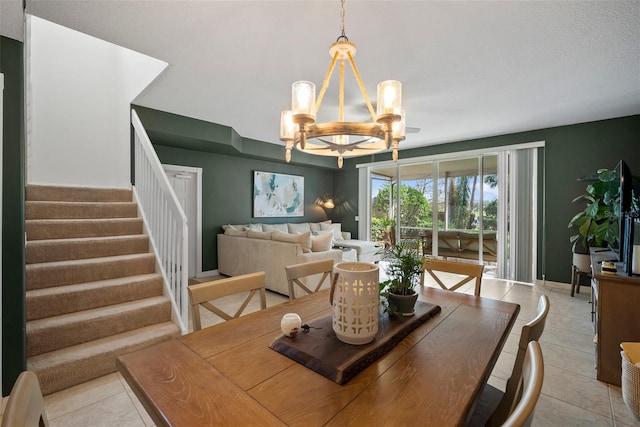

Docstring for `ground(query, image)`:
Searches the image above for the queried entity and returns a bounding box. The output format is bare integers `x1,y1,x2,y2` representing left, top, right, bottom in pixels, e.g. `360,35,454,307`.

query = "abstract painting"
253,171,304,217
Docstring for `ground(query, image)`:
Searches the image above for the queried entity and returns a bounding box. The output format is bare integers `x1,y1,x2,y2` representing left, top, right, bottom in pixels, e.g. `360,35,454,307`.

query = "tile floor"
10,275,640,426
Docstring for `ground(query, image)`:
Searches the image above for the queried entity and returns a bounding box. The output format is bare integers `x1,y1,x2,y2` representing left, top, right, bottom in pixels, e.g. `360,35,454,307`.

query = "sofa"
217,221,381,296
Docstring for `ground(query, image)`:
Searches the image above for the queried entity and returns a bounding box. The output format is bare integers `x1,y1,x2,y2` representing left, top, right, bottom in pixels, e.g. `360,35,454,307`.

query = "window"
359,143,541,281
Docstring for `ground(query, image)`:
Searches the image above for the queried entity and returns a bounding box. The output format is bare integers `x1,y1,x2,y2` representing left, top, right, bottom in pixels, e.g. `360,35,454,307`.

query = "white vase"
330,262,379,345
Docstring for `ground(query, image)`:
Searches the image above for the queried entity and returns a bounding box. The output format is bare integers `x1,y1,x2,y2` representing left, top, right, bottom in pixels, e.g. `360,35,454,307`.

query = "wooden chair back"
487,295,549,426
420,258,484,296
285,258,334,300
501,341,545,427
1,371,49,427
188,272,266,330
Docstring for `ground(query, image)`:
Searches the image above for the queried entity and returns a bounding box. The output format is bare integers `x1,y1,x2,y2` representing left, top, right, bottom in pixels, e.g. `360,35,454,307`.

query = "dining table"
116,285,520,427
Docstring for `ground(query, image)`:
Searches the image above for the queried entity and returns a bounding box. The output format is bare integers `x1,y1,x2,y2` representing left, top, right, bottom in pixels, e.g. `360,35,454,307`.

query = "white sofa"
217,221,380,296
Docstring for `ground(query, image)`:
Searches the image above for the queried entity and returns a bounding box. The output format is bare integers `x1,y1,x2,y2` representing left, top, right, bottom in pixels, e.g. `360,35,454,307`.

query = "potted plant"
379,241,423,316
568,168,620,271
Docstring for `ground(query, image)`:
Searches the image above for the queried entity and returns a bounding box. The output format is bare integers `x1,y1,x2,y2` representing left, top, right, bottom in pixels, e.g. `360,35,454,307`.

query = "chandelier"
280,0,405,168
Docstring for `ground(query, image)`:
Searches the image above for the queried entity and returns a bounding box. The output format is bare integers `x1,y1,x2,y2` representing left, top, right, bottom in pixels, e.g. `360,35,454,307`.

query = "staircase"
25,185,180,395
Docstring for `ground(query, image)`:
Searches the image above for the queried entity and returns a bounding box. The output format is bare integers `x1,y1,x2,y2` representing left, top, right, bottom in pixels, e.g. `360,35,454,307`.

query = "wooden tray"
269,301,441,384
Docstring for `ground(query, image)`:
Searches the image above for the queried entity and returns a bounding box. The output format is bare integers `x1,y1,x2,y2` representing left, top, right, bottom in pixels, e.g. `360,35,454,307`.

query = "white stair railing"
131,109,188,334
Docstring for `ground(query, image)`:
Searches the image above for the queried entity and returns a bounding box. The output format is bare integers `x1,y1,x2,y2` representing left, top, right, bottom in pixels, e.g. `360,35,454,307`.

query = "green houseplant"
568,168,621,254
379,241,423,316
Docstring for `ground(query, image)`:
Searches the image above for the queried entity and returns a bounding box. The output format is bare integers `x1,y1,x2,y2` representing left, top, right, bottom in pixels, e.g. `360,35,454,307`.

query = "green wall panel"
153,145,335,272
344,115,640,283
136,107,639,285
1,36,26,395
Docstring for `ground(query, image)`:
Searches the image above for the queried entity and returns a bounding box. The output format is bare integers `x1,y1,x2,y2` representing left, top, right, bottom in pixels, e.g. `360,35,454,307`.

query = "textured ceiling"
26,1,640,153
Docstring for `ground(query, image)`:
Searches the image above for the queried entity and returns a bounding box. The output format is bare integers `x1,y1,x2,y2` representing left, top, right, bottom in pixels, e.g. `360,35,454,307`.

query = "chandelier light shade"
280,0,405,168
291,81,316,120
377,80,402,116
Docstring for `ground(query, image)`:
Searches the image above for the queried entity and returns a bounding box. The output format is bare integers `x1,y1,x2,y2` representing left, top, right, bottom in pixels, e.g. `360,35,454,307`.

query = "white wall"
28,16,167,188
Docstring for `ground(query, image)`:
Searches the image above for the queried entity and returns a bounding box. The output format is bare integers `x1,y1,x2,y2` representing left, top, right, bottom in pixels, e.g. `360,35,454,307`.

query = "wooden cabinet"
591,249,640,386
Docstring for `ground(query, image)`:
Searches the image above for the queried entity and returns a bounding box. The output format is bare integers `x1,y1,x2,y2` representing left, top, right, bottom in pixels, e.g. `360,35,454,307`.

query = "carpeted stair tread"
27,296,171,356
27,253,156,290
27,234,149,263
26,273,163,321
24,184,182,396
27,185,132,202
28,322,180,395
26,201,138,220
26,218,143,240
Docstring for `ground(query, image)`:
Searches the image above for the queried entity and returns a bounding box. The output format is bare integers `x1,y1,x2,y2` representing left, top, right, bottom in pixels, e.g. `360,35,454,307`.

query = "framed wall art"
253,171,304,217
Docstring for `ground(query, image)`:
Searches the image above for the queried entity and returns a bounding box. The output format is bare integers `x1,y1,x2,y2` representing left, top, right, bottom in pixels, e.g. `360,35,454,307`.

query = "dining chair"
1,370,49,427
420,258,484,296
469,294,550,426
188,271,266,330
285,258,334,300
500,341,545,427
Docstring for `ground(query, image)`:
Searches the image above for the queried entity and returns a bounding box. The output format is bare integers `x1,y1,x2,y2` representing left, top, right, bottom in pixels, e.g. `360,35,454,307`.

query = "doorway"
162,164,203,278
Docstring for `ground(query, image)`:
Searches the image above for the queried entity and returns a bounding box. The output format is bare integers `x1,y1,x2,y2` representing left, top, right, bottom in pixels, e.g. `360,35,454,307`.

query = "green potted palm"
568,168,620,271
379,241,423,316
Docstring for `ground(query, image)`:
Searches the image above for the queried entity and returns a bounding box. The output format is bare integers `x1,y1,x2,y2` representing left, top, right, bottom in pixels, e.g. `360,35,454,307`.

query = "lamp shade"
280,110,295,140
377,80,402,116
393,111,406,139
292,81,316,118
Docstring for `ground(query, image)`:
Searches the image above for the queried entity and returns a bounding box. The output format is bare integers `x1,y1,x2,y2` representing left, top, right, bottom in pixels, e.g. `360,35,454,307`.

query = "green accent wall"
134,107,338,272
342,115,640,284
1,36,27,395
133,110,640,285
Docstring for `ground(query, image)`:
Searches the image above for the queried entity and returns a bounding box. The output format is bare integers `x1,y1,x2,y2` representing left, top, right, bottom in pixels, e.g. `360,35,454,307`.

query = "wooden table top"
117,286,519,427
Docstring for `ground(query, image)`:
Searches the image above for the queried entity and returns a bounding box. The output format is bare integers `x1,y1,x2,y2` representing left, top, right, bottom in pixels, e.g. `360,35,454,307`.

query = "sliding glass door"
367,153,509,278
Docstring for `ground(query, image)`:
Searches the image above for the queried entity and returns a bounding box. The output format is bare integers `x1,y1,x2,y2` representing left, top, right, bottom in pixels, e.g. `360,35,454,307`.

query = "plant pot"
572,252,591,273
387,292,418,317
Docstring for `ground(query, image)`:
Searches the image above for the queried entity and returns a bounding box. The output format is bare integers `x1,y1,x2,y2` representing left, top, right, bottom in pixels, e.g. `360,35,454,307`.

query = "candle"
281,313,302,337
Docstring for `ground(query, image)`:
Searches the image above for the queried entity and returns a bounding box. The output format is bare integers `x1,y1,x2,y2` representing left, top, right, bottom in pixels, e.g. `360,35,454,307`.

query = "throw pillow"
309,220,332,232
224,228,248,237
263,223,288,233
320,222,343,241
312,229,334,237
288,223,311,234
248,223,263,232
248,230,272,240
272,230,312,253
311,232,333,252
222,224,247,232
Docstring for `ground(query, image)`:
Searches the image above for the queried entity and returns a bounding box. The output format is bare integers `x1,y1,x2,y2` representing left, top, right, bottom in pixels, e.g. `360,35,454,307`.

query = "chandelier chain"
338,0,348,41
280,0,404,168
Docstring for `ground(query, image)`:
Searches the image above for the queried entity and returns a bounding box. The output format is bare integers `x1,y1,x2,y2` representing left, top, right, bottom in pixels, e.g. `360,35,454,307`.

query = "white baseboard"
197,269,218,278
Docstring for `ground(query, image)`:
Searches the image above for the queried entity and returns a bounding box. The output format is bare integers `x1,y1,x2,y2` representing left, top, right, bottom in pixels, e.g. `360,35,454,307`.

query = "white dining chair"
469,294,549,426
285,258,334,300
420,258,484,296
501,341,545,427
1,371,49,427
188,271,266,330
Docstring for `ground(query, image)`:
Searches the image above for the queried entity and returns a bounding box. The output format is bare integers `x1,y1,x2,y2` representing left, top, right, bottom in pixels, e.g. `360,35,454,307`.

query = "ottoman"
333,240,382,263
